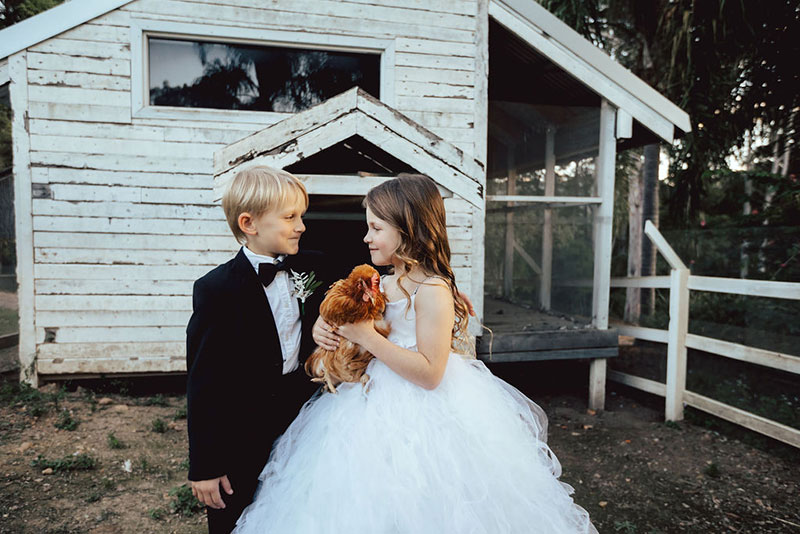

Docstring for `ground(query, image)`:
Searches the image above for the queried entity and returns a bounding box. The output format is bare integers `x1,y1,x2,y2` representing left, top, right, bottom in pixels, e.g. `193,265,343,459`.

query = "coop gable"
214,87,484,208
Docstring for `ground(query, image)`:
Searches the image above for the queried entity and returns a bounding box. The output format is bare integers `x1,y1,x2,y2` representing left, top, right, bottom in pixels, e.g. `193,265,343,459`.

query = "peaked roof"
0,0,135,60
213,88,485,207
490,0,691,143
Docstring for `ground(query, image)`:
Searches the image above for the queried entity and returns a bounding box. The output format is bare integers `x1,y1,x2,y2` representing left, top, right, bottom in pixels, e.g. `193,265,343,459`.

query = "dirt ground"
0,369,798,534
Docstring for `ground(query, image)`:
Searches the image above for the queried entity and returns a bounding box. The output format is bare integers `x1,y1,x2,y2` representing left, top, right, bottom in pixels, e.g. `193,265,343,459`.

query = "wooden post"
625,155,643,323
665,267,690,421
540,125,555,310
503,149,516,299
10,51,36,387
589,100,617,411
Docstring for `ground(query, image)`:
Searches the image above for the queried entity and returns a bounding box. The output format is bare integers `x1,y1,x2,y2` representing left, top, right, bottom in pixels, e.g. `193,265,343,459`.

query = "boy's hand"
457,290,477,316
313,316,340,351
191,475,233,509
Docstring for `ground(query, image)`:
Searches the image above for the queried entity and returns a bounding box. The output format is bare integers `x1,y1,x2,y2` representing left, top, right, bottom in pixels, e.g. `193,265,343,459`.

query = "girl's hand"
336,319,376,346
312,316,340,351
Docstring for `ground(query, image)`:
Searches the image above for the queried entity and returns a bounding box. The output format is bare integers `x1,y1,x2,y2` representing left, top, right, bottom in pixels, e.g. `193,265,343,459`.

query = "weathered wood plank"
29,120,162,141
27,51,129,76
395,38,475,58
38,355,185,375
36,278,195,296
37,184,213,205
476,328,618,353
478,347,617,363
33,168,209,189
35,248,233,266
30,134,219,159
688,275,800,300
62,22,130,43
396,81,474,99
31,152,211,174
28,102,131,124
34,263,215,281
125,0,476,38
396,66,474,86
396,95,475,115
10,51,36,385
34,199,219,219
343,0,477,16
36,294,192,311
29,85,128,107
37,310,191,327
395,53,475,72
404,111,475,130
33,215,228,236
28,70,130,91
37,326,185,344
34,231,236,251
30,38,130,59
685,333,800,375
683,391,800,448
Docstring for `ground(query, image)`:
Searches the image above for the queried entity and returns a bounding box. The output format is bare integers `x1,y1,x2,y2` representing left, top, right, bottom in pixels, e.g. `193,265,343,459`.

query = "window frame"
130,18,395,124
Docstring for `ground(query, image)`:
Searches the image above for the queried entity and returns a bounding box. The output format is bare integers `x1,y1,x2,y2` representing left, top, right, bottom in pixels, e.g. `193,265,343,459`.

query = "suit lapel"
232,249,284,369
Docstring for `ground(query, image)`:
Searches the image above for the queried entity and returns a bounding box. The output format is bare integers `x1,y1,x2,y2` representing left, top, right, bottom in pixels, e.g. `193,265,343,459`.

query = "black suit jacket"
185,248,326,481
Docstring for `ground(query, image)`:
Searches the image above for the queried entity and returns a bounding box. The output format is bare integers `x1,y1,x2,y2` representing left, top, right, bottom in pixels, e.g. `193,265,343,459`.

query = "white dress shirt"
242,246,301,375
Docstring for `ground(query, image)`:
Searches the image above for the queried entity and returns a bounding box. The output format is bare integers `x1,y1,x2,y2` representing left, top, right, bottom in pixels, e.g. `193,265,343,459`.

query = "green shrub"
31,453,97,473
169,484,203,516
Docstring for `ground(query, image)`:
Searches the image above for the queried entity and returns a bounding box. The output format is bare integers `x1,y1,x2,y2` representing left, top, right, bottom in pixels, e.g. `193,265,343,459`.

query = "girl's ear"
238,212,257,236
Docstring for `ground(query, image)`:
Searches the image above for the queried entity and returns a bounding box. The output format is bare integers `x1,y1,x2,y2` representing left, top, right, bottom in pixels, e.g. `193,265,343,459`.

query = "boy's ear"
238,212,257,236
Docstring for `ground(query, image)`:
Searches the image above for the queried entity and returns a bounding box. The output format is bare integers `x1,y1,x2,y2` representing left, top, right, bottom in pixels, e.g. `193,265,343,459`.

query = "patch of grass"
169,484,203,516
614,520,638,533
148,507,167,520
85,490,102,503
106,432,126,449
54,410,79,431
664,420,681,430
704,461,721,477
172,402,187,420
151,418,167,433
141,394,169,407
31,453,97,473
101,477,116,491
178,457,190,470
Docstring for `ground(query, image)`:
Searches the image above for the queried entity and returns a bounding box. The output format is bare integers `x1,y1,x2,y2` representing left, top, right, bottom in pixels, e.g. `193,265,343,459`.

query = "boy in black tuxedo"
186,166,325,534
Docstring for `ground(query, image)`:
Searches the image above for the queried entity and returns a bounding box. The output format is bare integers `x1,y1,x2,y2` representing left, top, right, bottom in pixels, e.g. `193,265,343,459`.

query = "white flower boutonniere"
289,269,323,314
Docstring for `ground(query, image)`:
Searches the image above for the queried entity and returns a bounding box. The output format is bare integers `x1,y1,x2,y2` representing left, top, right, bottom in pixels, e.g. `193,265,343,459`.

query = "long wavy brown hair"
364,174,470,350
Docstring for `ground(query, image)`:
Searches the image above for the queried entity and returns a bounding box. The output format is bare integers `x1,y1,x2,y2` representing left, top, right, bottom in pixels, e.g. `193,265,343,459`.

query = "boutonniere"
289,269,323,314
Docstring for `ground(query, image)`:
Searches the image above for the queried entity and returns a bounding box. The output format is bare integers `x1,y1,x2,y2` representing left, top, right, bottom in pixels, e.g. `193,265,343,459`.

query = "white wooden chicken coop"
0,0,689,409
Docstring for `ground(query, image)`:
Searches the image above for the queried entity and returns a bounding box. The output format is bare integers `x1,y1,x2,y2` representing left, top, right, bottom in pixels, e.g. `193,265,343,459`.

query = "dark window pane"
149,38,381,112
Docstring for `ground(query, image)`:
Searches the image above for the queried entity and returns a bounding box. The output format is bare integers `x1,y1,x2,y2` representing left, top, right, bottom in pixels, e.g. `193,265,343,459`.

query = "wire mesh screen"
485,158,597,322
0,170,14,274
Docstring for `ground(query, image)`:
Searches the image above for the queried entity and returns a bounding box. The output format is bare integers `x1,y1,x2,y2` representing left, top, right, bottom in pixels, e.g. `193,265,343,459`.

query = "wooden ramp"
477,297,618,362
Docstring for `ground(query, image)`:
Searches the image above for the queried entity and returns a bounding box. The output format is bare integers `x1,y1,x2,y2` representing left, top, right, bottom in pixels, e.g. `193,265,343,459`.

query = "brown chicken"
305,264,390,393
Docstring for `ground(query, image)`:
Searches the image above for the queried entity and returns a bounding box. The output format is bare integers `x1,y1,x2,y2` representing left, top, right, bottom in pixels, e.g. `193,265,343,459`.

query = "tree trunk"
640,143,659,315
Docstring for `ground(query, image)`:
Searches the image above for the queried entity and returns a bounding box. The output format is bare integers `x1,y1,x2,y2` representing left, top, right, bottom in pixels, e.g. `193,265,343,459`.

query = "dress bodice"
382,295,418,350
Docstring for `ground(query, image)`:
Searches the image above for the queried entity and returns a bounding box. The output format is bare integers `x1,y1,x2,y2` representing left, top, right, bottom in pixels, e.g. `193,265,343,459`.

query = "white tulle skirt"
234,354,597,534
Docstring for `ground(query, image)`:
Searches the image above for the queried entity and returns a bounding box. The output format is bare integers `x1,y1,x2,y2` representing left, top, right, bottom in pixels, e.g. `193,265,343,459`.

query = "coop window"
148,37,381,113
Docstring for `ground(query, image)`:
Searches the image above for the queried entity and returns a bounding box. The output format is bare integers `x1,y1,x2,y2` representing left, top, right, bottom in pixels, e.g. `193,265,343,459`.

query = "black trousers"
206,473,260,534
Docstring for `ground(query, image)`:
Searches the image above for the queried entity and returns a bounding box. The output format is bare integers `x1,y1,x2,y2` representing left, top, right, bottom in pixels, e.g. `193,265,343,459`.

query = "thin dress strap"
412,275,442,296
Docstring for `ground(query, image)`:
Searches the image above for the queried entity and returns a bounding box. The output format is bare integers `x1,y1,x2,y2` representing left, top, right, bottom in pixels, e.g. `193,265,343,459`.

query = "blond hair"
364,174,470,350
222,166,308,244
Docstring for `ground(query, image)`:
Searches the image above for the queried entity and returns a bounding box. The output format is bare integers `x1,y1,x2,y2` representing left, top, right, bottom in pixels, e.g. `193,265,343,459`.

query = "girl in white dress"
233,174,597,534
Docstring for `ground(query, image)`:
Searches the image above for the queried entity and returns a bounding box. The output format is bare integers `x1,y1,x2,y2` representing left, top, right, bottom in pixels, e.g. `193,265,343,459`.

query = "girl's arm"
336,279,454,390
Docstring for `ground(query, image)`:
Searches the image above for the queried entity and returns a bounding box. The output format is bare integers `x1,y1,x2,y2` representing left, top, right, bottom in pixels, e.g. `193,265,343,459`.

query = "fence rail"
609,221,800,449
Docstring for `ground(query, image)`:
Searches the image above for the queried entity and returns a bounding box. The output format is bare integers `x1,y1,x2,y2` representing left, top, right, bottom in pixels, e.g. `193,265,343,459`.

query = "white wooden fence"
610,221,800,449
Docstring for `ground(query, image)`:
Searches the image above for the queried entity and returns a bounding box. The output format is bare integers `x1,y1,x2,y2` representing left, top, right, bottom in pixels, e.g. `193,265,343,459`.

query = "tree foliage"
539,0,800,223
0,0,64,29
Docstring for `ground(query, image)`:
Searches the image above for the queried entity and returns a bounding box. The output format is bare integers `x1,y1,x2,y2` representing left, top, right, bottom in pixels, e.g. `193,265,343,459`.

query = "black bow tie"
258,258,290,287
